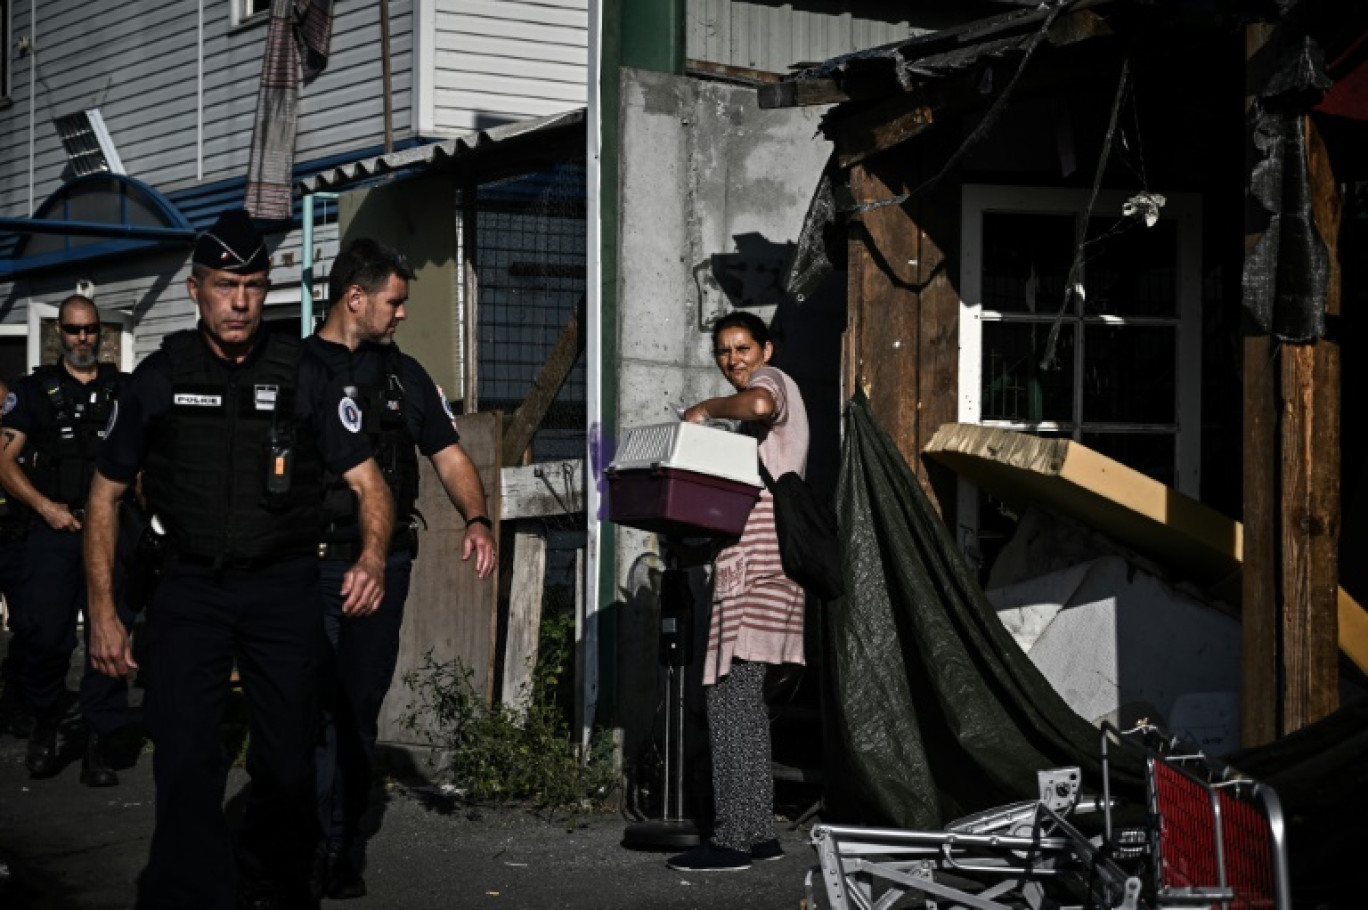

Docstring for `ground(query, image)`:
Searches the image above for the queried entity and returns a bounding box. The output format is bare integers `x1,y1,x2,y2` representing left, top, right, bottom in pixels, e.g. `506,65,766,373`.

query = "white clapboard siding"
0,0,411,221
0,0,599,353
430,0,589,135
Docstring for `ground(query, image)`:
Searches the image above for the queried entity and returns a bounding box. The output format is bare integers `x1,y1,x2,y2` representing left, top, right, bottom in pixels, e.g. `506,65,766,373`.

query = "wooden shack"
759,0,1368,745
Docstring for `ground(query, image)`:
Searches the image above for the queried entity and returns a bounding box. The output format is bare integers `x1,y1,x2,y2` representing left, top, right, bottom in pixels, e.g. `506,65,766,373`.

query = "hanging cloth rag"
245,0,335,222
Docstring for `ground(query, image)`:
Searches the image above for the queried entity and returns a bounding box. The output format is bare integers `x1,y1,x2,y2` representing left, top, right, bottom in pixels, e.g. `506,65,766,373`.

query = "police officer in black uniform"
83,210,393,910
0,376,36,737
0,296,134,784
307,237,496,899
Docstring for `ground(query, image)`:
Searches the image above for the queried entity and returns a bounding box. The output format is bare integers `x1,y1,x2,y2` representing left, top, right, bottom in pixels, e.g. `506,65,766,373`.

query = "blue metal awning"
0,174,195,280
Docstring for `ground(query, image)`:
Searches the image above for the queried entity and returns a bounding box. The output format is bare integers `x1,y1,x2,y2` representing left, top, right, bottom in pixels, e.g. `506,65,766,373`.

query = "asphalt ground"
0,634,818,910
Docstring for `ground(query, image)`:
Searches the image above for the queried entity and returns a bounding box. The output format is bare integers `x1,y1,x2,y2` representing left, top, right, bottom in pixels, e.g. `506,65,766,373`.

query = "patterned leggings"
705,660,773,850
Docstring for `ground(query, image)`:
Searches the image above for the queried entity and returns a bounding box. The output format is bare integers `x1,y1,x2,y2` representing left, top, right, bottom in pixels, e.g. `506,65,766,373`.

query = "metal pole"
462,178,479,412
301,192,338,337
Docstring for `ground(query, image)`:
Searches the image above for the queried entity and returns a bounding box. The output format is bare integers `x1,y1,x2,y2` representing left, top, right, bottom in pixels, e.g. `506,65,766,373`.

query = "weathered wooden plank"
379,413,502,745
847,163,922,476
1242,334,1278,747
835,101,935,170
685,60,784,85
501,522,548,715
846,142,957,502
1280,340,1341,732
910,131,961,516
500,459,584,521
758,78,851,109
501,301,585,466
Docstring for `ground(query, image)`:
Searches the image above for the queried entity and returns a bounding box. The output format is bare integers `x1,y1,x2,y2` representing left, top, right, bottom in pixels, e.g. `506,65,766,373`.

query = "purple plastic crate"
607,466,760,537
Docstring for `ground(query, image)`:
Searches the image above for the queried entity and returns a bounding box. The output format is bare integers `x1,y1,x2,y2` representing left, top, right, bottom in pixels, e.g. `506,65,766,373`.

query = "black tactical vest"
316,342,419,541
22,362,124,509
143,330,325,561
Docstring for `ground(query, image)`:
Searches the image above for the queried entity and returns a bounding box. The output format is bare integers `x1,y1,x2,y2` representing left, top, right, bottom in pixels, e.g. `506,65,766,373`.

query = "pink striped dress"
704,365,810,685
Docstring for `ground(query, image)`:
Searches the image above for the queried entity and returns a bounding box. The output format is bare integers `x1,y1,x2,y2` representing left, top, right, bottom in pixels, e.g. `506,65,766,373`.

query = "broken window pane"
1083,218,1177,318
981,212,1074,314
1082,325,1177,424
980,321,1074,423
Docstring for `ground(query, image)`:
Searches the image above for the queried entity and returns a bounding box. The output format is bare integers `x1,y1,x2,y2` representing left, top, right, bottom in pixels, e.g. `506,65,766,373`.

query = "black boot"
325,846,367,900
0,686,34,737
25,713,60,778
80,731,119,787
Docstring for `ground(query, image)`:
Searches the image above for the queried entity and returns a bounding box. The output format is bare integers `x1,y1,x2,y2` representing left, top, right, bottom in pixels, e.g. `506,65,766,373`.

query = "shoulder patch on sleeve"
437,384,458,429
338,396,363,434
2,392,15,416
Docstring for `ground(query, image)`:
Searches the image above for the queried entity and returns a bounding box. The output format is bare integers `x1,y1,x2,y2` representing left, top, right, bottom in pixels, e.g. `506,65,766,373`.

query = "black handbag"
758,461,845,600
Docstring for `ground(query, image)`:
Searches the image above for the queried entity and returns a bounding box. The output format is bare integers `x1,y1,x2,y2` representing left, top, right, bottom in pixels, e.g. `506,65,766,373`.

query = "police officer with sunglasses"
0,295,134,787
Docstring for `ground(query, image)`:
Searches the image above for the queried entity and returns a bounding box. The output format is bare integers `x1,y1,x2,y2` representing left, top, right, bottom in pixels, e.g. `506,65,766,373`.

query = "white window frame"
956,184,1202,551
232,0,272,28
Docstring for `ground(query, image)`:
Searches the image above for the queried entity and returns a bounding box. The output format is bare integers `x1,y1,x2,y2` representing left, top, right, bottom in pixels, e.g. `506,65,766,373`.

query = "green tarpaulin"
821,395,1143,828
823,395,1367,905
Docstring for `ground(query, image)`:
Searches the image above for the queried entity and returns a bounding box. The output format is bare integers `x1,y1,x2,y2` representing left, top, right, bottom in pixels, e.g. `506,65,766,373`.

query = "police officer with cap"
0,295,134,785
84,209,393,910
306,237,497,899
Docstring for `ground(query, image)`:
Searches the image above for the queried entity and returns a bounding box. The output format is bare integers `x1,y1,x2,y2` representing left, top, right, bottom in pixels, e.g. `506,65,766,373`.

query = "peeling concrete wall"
612,66,831,778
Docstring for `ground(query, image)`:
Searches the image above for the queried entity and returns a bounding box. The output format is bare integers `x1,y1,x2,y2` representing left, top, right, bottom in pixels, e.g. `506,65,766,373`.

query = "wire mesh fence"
467,158,588,582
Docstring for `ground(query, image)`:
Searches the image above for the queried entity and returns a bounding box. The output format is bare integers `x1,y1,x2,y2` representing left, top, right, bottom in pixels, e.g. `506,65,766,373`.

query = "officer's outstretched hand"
341,554,385,616
463,522,497,579
89,611,136,679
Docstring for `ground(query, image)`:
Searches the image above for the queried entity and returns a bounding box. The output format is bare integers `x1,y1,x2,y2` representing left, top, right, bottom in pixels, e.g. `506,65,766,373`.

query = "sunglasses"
60,323,100,337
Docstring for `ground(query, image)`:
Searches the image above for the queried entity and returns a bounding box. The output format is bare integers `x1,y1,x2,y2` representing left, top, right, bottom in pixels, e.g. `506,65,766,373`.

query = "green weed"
401,609,616,818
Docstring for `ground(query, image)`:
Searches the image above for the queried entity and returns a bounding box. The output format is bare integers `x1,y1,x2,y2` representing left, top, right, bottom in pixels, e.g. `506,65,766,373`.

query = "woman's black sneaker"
750,838,784,862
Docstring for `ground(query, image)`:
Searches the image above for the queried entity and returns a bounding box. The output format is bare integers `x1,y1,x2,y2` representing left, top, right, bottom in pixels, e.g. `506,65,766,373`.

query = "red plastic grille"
1153,760,1278,910
1154,761,1221,891
1218,788,1276,910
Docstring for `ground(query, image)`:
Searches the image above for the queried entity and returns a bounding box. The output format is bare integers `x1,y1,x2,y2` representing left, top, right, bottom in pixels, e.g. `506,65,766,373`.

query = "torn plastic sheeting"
781,156,841,304
1243,28,1332,342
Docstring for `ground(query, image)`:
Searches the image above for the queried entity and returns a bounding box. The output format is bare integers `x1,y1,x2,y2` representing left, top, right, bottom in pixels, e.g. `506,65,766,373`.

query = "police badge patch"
254,384,279,412
338,397,363,434
437,384,458,430
2,392,14,417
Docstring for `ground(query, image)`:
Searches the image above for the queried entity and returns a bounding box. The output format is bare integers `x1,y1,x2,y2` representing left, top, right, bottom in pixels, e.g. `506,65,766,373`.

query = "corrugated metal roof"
299,109,586,194
166,139,427,231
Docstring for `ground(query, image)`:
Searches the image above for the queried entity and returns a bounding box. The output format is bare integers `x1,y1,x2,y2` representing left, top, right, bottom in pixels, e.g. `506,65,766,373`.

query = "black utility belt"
168,550,308,571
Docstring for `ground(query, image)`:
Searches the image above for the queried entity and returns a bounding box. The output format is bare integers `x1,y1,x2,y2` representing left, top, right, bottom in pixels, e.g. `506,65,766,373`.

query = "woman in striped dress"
669,311,810,872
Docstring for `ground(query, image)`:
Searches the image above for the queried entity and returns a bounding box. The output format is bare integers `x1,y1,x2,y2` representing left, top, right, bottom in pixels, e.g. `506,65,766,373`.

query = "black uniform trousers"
141,556,323,910
0,533,30,693
315,548,413,859
11,523,133,728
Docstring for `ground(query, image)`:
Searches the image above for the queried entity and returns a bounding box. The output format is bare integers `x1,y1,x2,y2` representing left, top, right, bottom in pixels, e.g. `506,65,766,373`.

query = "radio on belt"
604,421,762,537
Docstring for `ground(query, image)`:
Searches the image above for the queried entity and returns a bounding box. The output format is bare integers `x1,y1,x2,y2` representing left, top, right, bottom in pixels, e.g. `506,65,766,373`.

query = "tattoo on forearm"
0,430,15,451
